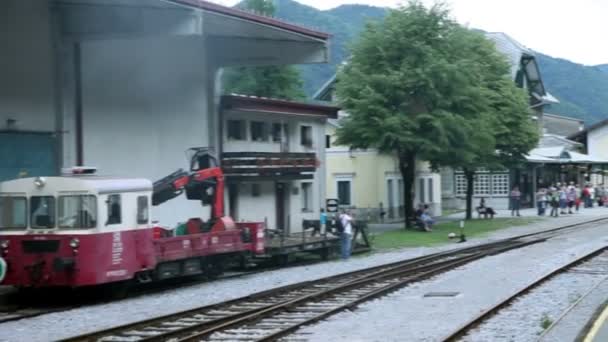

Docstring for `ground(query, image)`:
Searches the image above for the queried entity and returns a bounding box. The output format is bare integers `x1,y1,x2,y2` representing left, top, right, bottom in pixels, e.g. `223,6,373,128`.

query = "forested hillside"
271,0,608,124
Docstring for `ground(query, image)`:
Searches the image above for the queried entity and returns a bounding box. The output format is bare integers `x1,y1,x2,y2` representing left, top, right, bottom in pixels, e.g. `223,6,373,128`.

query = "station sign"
326,198,339,213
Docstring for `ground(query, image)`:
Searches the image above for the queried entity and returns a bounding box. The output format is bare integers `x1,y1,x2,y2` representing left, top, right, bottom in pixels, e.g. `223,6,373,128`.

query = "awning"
526,146,608,164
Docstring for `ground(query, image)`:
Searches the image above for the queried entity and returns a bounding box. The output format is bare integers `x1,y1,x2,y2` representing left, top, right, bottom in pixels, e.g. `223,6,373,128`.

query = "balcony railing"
221,152,318,181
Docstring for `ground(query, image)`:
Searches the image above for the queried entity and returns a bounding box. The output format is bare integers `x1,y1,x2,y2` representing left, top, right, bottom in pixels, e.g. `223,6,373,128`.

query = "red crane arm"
191,167,225,219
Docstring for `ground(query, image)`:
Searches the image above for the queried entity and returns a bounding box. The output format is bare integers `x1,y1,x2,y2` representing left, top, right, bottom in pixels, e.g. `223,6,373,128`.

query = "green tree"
223,0,305,100
335,1,537,227
430,46,539,219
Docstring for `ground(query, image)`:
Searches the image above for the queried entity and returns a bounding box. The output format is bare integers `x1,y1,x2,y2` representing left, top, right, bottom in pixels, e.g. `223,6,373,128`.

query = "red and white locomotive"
0,150,264,288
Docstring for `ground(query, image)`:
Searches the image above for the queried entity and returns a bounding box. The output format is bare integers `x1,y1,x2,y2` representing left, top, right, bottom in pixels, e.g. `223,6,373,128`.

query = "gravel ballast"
463,253,608,341
285,217,608,341
1,211,607,341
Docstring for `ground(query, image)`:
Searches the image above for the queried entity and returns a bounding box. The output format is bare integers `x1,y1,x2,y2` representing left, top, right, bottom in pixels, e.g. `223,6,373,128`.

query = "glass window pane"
58,195,97,229
251,121,267,142
272,123,282,142
137,196,149,224
107,194,122,225
301,182,312,211
419,178,425,203
455,174,467,195
337,180,351,206
30,196,55,228
0,197,27,229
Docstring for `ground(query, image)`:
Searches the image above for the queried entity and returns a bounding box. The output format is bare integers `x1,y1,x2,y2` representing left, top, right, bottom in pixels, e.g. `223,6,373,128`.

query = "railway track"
59,217,608,342
61,237,547,342
2,216,607,338
441,245,608,341
0,258,323,324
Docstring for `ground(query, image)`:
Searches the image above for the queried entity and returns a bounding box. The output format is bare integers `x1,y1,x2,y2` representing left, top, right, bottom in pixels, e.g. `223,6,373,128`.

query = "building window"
418,178,425,203
428,178,434,203
492,174,510,195
300,126,313,147
272,123,282,142
227,120,246,140
137,196,149,224
474,174,490,195
106,194,122,225
326,135,331,148
455,174,467,196
251,183,261,197
455,172,510,196
250,121,267,142
301,182,313,212
337,180,352,206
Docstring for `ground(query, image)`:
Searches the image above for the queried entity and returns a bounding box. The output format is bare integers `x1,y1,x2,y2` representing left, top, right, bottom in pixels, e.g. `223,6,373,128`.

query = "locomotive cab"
0,169,154,288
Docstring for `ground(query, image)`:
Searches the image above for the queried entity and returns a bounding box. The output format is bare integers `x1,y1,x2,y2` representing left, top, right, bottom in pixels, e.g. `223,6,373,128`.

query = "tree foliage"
335,1,538,226
222,0,305,100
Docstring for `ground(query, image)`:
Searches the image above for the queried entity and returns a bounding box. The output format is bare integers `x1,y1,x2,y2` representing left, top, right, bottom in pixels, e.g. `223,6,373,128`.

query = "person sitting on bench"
476,197,496,219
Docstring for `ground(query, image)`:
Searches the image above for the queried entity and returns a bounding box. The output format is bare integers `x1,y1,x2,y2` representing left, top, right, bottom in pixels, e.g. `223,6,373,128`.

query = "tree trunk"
464,169,475,220
398,151,417,229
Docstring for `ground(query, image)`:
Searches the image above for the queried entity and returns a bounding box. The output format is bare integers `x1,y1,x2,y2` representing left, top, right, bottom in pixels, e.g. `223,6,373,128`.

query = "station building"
0,0,330,227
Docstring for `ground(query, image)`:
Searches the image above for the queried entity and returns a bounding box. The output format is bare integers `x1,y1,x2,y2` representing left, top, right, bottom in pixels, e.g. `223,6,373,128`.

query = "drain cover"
423,291,460,297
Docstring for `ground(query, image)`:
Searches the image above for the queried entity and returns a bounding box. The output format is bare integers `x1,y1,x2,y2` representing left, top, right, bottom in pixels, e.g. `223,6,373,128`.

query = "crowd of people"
534,182,608,217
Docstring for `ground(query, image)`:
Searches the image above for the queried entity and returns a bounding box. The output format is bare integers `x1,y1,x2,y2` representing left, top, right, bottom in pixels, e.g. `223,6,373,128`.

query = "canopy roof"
526,146,608,164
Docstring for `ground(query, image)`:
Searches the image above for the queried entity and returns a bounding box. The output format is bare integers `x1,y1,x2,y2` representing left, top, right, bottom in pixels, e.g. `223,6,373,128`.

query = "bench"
476,207,495,219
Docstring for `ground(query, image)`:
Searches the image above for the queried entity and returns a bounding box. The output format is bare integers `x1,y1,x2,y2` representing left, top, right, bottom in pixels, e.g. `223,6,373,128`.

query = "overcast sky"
211,0,608,66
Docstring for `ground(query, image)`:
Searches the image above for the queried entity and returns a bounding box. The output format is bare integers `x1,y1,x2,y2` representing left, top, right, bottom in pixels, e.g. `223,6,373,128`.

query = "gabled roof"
313,74,337,101
485,32,558,105
568,117,608,140
166,0,330,40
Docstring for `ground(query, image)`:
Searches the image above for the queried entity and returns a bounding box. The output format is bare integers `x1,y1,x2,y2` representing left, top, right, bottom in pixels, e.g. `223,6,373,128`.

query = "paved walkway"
368,206,608,233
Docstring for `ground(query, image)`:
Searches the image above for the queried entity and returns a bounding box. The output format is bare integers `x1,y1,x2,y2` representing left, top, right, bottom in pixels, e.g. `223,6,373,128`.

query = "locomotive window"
30,196,56,228
0,197,27,229
58,195,97,229
106,194,122,225
137,196,149,224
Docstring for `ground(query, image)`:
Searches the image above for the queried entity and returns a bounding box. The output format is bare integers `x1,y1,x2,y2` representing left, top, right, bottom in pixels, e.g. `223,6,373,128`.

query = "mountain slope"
273,0,608,124
273,0,386,95
536,54,608,124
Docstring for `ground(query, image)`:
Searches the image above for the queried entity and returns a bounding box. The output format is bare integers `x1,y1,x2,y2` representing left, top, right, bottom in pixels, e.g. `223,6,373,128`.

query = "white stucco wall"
79,37,215,226
588,125,608,160
0,0,55,132
233,181,277,227
223,110,327,232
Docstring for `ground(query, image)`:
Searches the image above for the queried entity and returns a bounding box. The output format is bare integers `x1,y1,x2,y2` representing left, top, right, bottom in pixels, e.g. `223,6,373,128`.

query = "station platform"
539,277,608,341
583,302,608,342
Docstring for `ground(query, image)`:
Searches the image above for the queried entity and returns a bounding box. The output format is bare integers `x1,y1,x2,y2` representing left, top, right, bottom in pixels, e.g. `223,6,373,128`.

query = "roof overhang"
222,95,339,119
54,0,330,66
527,146,608,164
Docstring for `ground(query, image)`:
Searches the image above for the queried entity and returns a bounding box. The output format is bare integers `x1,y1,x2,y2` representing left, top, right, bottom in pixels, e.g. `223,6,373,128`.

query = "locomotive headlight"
69,238,80,249
0,240,8,249
33,177,46,188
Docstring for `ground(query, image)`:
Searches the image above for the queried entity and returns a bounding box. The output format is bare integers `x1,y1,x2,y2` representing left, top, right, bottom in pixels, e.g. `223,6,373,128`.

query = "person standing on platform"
510,186,521,217
338,210,353,260
320,208,327,235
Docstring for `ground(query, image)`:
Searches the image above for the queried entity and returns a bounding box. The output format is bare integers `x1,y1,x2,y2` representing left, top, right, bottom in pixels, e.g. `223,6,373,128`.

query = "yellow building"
317,77,442,222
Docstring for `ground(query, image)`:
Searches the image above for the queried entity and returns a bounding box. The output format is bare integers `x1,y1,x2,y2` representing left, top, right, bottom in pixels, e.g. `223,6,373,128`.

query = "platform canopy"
526,146,608,165
53,0,329,66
